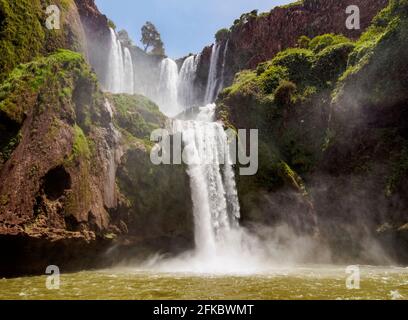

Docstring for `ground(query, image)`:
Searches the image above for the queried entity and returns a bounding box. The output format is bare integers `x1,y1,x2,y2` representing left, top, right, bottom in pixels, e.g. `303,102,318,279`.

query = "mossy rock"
0,0,85,81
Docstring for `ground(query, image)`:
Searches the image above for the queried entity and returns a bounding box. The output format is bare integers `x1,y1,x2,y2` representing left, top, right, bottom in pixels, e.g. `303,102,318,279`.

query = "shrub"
215,28,230,42
308,34,350,52
271,48,314,84
312,42,355,85
298,35,311,49
257,65,289,94
274,80,297,106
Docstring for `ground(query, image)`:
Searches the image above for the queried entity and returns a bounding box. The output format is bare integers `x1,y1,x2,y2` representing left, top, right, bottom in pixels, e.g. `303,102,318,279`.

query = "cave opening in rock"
43,166,72,201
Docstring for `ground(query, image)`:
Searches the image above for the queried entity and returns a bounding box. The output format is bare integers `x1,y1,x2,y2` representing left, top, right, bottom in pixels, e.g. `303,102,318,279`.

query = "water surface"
1,265,407,300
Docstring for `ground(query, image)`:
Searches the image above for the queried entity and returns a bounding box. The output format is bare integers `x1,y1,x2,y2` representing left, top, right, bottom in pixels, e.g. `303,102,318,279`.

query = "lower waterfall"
173,105,241,259
142,105,279,274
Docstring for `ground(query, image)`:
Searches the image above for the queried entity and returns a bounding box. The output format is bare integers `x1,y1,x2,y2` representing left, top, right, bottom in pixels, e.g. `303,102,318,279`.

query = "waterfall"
123,48,135,94
103,99,124,208
172,105,242,261
157,58,180,117
219,40,229,93
204,43,222,104
106,28,135,94
178,55,200,109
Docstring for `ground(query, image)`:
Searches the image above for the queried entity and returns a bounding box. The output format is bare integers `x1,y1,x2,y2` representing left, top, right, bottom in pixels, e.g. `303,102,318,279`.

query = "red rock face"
74,0,111,84
196,0,389,96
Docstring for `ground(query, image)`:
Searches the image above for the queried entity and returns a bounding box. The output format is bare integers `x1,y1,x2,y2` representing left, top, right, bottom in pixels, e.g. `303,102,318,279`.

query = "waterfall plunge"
173,105,241,259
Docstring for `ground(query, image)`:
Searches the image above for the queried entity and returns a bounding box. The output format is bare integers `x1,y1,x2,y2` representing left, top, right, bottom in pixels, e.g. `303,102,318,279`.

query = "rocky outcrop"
195,0,388,101
216,0,408,264
73,0,111,86
0,50,192,276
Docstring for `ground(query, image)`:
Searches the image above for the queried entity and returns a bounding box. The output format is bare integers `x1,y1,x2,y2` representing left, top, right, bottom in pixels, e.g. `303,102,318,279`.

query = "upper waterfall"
157,58,181,117
204,43,222,104
105,28,135,94
178,55,200,109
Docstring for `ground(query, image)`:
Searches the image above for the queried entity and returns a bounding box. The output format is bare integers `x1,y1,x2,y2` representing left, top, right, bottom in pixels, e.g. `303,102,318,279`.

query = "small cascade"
123,47,135,94
103,99,124,209
204,43,221,104
178,55,200,109
157,58,180,117
106,28,135,94
219,40,229,94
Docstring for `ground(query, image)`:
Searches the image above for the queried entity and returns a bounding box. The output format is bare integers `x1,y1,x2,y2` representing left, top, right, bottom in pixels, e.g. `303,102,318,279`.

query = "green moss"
334,0,408,106
0,0,81,81
0,131,22,164
277,161,308,196
0,50,88,124
70,124,91,161
108,93,165,144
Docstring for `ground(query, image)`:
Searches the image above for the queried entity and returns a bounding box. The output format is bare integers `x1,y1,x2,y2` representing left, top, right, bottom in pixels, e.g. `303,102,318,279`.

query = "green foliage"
0,0,83,81
308,34,350,53
223,70,259,97
231,9,258,28
0,0,45,80
0,50,91,124
70,125,91,161
312,42,355,85
274,80,297,106
108,19,116,30
108,94,165,144
257,66,289,94
298,35,311,49
271,48,314,84
334,0,408,106
215,28,230,42
141,21,165,56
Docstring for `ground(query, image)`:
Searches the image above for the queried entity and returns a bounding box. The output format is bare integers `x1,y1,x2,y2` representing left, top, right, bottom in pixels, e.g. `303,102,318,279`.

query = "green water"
1,265,407,300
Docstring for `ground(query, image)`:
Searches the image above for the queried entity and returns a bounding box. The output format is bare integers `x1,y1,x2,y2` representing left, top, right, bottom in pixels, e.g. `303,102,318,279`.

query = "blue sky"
95,0,294,59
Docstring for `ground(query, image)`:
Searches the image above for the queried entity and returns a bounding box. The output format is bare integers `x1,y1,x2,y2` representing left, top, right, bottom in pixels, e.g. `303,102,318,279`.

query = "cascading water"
204,43,221,104
219,40,229,93
123,48,135,94
106,28,135,94
178,55,200,109
157,58,180,117
172,105,241,260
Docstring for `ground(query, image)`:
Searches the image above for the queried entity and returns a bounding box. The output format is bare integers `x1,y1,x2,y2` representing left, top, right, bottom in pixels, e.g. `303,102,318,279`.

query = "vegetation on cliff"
0,0,85,81
217,0,408,252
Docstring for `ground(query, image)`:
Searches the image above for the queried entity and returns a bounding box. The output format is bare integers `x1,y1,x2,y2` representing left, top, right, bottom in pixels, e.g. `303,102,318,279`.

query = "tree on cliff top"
141,22,165,56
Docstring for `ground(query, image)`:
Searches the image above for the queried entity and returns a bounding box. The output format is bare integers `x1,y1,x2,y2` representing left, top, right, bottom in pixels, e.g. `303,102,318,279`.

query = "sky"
95,0,294,59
